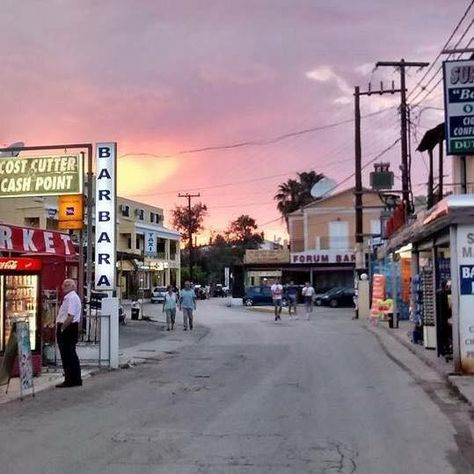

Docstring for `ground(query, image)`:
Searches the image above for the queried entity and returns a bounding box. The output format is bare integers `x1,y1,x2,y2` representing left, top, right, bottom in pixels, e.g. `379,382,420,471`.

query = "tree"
225,214,263,248
274,171,326,225
171,202,208,245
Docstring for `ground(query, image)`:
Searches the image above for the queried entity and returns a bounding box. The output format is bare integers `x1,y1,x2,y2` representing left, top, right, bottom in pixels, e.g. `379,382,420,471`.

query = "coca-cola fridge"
0,257,42,374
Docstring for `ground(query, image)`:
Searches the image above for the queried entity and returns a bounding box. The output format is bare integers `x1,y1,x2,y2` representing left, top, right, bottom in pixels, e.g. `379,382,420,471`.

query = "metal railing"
43,310,111,369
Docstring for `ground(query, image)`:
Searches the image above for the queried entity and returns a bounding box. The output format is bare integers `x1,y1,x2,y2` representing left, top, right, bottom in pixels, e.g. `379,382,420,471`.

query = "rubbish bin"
387,312,399,329
131,307,140,320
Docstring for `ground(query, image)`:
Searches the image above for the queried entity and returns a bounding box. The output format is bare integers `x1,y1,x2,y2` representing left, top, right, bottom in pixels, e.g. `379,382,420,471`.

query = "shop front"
289,250,356,289
379,195,474,373
0,223,78,375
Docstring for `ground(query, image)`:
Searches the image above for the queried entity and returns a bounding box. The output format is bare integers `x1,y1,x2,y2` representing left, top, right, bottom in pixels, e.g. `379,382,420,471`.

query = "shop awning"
117,259,135,271
0,223,76,256
379,195,474,256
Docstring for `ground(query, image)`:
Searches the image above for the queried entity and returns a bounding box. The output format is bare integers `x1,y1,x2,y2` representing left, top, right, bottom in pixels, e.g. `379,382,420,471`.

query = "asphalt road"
1,300,474,473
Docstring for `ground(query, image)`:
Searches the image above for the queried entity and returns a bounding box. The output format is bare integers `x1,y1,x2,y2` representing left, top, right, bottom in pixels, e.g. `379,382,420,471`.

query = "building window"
314,236,321,250
120,205,130,217
24,217,40,228
136,209,144,220
127,237,132,249
150,212,155,223
170,240,177,259
328,221,349,250
136,236,141,250
370,219,381,236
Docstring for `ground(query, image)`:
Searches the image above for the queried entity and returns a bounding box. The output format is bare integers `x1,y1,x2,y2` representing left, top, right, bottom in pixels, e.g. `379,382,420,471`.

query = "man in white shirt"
271,278,283,321
302,281,316,320
56,279,82,388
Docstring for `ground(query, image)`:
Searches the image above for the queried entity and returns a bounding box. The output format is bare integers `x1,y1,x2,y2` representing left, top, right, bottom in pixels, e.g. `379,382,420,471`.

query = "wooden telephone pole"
354,82,401,319
375,59,429,215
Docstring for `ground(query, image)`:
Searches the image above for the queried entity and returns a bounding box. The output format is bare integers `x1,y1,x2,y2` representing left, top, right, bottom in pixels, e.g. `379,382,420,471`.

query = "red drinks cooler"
0,257,42,376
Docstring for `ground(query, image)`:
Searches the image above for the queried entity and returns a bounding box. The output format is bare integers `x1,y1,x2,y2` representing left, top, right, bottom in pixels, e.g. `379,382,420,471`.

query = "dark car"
243,286,289,307
317,287,355,308
314,287,343,306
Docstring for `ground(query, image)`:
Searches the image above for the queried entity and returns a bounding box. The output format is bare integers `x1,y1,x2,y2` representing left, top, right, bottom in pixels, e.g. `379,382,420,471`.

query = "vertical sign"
144,231,157,257
95,143,117,291
456,225,474,373
224,267,230,288
443,60,474,155
16,321,34,394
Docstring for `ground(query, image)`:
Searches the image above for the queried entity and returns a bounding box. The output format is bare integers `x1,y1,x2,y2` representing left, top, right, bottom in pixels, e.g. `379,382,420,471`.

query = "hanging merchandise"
369,274,390,325
421,267,436,349
399,257,411,319
411,274,423,344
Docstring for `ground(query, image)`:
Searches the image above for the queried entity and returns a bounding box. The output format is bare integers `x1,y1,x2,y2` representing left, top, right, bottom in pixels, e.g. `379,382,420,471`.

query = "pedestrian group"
271,279,316,322
163,281,197,331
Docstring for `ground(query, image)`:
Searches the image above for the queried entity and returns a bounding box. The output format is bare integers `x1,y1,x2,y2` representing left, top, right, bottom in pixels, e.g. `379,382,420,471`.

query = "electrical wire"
410,22,474,107
407,0,474,101
118,107,395,160
258,137,402,229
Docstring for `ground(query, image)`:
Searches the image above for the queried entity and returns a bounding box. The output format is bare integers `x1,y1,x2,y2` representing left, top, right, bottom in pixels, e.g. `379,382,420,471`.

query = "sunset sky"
0,0,466,243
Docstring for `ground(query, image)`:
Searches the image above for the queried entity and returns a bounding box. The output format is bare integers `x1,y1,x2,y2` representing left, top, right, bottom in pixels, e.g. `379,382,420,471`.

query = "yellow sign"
0,155,83,198
58,194,84,230
244,249,289,264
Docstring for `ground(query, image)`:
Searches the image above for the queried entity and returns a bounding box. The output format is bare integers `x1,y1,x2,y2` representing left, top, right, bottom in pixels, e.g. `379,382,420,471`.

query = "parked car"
243,286,289,307
317,287,355,308
194,285,207,300
151,286,167,303
213,284,226,297
314,287,344,306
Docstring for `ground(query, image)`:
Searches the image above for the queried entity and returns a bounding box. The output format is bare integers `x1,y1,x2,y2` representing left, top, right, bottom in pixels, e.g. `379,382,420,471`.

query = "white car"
151,286,167,303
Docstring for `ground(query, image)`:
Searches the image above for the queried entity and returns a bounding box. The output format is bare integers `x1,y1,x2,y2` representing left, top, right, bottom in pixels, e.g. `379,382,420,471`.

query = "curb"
369,321,473,407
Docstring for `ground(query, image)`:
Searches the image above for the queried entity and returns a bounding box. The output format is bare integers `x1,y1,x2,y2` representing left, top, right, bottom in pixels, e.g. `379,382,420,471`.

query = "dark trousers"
57,323,82,384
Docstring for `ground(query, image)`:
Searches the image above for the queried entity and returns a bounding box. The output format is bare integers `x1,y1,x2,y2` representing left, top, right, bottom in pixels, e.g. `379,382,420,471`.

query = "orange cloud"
117,157,178,196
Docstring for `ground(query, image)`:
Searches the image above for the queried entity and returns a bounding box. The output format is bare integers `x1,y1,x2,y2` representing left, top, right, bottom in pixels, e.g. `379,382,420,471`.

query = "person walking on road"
179,281,196,330
271,278,284,321
56,279,82,388
302,282,315,321
285,282,299,319
163,285,178,331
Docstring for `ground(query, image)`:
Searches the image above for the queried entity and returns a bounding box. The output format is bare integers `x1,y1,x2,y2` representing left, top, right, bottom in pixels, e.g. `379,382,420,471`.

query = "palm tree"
274,171,326,226
297,171,325,205
274,179,303,224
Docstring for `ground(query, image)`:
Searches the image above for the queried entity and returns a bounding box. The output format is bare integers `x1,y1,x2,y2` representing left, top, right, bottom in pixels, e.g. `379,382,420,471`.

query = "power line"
259,138,402,229
127,119,400,200
410,18,474,106
118,107,395,160
407,0,474,101
411,34,474,108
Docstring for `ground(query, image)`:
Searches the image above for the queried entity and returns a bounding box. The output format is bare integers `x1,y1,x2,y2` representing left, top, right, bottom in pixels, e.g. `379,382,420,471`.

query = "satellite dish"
310,177,337,198
0,142,25,157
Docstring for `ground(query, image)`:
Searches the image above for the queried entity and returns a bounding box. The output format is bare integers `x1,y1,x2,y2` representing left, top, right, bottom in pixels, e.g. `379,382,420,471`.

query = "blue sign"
460,265,474,295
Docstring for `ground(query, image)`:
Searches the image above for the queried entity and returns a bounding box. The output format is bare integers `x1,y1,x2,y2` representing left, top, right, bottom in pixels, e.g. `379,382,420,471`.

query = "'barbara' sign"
94,143,116,291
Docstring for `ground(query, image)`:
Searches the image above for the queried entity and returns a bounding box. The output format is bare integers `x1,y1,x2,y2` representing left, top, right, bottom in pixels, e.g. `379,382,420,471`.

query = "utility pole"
375,59,429,216
178,192,200,283
354,82,401,320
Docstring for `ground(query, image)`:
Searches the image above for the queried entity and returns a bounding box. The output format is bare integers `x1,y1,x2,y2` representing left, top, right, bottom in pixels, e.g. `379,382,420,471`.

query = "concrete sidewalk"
0,313,209,405
369,318,474,407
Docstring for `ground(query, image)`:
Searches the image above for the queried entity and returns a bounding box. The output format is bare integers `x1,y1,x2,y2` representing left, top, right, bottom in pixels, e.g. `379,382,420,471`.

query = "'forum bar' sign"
291,250,355,264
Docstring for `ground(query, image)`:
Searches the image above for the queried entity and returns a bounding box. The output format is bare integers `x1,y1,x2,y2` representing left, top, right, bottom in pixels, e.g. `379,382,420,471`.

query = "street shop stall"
0,224,77,375
378,195,474,373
